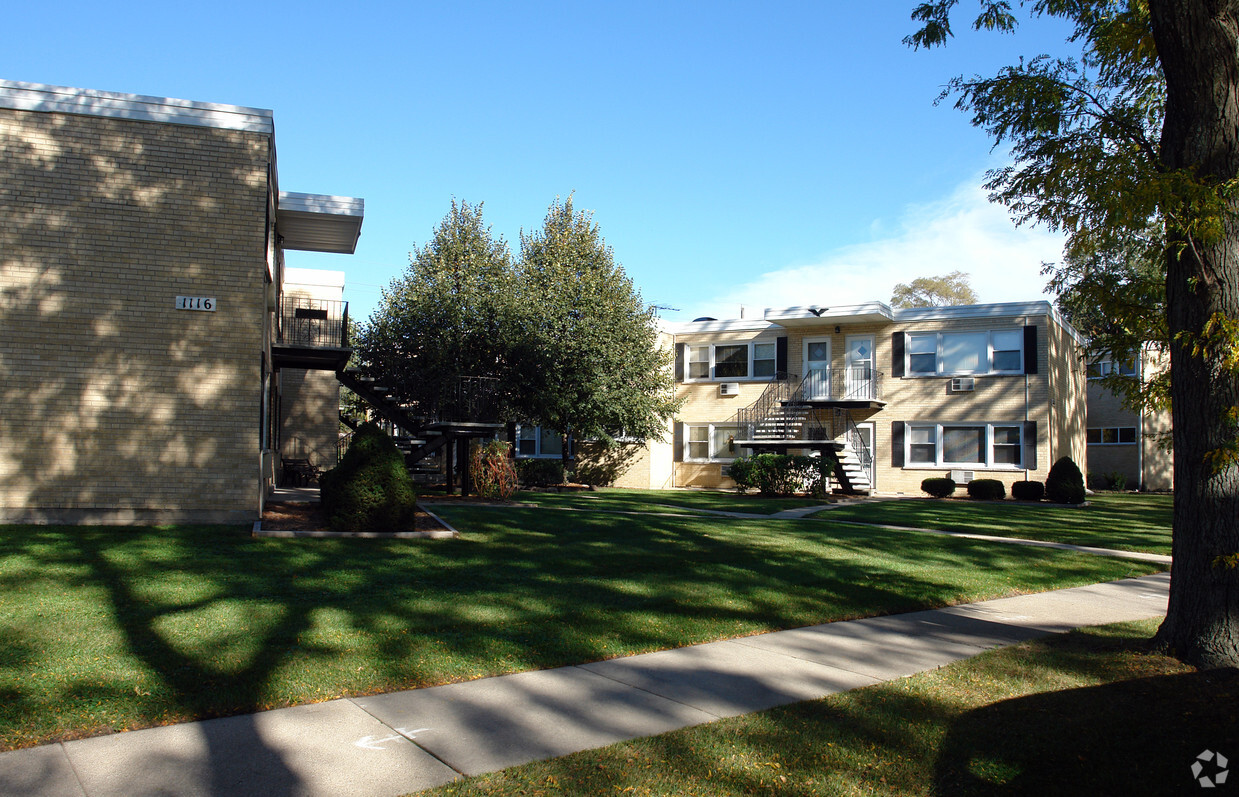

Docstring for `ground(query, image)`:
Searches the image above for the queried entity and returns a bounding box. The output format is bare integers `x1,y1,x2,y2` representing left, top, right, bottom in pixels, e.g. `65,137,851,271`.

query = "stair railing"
734,373,798,440
834,408,873,486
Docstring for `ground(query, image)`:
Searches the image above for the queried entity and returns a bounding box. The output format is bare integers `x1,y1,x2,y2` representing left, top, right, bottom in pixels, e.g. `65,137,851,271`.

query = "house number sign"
175,296,216,312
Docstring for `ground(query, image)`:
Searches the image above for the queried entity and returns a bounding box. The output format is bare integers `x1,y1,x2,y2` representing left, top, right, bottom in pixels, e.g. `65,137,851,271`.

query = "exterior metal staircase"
733,374,873,495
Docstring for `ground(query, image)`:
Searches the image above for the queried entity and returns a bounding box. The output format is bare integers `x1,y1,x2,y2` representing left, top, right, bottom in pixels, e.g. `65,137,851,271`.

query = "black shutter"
1024,420,1038,471
675,343,686,382
892,332,905,378
673,422,684,462
891,422,905,467
776,336,788,377
1024,326,1039,374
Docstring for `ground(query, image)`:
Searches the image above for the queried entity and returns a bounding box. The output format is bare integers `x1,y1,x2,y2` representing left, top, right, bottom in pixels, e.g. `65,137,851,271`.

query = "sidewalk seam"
346,698,468,779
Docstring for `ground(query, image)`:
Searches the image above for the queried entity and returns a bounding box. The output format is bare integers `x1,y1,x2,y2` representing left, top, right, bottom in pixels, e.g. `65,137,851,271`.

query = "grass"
0,504,1160,750
511,487,828,515
815,492,1173,555
418,619,1237,796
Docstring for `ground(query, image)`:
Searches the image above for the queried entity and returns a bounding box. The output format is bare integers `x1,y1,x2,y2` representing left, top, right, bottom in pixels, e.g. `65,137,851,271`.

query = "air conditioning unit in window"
950,377,976,392
950,470,975,484
719,382,741,396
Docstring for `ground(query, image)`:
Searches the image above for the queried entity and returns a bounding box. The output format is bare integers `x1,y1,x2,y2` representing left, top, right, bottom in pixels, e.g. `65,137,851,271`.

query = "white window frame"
515,425,573,459
684,340,782,383
683,423,749,462
904,329,1025,377
1087,426,1138,445
904,422,1024,469
1087,357,1139,379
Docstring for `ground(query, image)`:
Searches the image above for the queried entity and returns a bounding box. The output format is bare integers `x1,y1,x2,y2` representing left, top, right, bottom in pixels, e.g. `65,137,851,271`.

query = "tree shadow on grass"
933,669,1239,796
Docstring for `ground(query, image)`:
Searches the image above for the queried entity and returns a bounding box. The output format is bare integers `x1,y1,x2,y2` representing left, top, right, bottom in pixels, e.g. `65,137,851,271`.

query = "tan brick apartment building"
611,301,1087,494
0,81,362,524
1085,349,1173,491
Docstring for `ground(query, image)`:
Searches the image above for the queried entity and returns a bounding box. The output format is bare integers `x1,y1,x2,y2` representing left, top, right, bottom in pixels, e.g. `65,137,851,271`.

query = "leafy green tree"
355,200,519,420
908,0,1239,667
515,196,681,473
890,270,979,308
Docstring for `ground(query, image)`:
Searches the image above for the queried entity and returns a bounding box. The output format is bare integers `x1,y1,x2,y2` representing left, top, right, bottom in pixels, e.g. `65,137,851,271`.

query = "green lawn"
0,505,1160,750
815,493,1173,555
420,619,1235,797
511,487,828,515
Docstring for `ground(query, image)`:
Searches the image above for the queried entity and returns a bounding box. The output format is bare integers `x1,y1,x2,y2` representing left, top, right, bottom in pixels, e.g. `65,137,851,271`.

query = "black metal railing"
277,297,349,349
734,373,798,441
452,376,502,422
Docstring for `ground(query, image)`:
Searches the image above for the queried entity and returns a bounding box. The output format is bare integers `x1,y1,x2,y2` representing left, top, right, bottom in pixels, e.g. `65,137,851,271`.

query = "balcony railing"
794,366,882,403
277,297,349,349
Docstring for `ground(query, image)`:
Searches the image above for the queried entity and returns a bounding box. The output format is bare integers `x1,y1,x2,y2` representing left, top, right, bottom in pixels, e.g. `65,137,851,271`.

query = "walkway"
0,573,1171,797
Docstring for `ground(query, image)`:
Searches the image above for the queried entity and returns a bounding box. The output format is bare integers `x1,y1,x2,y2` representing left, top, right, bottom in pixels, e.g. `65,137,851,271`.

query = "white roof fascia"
664,318,779,335
0,80,274,134
763,302,894,326
277,191,365,255
894,300,1086,346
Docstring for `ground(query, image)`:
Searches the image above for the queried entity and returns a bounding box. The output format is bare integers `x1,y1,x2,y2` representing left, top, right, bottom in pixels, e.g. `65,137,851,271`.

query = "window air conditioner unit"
950,377,976,392
719,382,741,396
950,470,975,484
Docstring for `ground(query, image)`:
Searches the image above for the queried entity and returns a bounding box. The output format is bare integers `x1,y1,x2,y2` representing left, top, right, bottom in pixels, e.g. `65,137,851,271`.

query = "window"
753,342,777,377
516,425,573,458
904,422,1023,468
684,423,749,461
1087,357,1138,379
688,345,710,380
1087,427,1137,445
909,425,936,464
904,329,1025,376
683,340,783,382
714,344,748,378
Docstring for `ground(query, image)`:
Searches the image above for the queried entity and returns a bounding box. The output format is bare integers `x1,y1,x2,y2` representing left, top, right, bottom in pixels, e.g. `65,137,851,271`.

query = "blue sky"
8,1,1080,323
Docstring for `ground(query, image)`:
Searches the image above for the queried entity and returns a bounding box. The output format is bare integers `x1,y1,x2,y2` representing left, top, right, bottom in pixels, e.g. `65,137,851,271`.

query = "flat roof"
278,191,365,254
0,79,274,134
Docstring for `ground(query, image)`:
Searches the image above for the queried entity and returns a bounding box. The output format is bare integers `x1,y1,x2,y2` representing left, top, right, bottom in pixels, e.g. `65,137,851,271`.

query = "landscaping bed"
260,501,448,533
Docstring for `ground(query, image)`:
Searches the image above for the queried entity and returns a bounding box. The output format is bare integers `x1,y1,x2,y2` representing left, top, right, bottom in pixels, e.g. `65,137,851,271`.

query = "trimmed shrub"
470,440,518,500
967,478,1006,501
319,422,417,533
1108,470,1128,491
1046,456,1087,504
1011,480,1045,501
921,477,957,498
516,457,565,487
729,454,829,497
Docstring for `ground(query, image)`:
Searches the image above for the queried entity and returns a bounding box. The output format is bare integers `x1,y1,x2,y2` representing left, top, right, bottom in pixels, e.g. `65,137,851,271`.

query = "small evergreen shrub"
1046,456,1087,504
729,454,829,497
470,440,518,500
319,422,417,533
967,478,1006,501
921,477,957,498
1108,470,1128,491
516,458,565,487
1011,480,1045,501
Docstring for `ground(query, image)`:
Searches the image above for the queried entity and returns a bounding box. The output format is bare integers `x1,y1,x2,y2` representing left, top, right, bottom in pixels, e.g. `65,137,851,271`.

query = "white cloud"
697,181,1066,319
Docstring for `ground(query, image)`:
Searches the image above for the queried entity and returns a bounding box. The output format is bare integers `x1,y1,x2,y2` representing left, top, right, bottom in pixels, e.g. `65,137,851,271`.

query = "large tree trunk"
1150,0,1239,669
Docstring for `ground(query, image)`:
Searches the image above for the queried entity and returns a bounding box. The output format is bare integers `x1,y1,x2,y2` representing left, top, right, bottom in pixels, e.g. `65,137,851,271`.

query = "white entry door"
803,338,831,400
845,335,874,399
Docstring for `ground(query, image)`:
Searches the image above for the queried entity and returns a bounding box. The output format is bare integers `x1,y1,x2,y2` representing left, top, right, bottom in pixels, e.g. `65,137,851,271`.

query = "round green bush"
516,458,565,487
966,478,1006,500
1011,480,1045,501
1046,456,1087,504
319,422,417,533
921,477,957,498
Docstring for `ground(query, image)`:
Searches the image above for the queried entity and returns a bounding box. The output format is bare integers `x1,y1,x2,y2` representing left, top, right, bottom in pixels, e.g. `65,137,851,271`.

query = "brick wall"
0,107,271,523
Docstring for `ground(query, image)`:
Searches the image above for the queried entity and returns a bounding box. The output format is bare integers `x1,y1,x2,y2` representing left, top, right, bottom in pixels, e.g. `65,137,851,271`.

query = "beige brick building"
1085,349,1173,491
610,301,1087,496
0,81,362,524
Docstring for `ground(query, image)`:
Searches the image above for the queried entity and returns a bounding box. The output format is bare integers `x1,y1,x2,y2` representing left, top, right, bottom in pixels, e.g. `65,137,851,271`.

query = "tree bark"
1150,0,1239,668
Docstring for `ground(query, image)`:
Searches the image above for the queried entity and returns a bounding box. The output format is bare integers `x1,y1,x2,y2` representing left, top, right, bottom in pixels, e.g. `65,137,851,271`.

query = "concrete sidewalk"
0,573,1171,797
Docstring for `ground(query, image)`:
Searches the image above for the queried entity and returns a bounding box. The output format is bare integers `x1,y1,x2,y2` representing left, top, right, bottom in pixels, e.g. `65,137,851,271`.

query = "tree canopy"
515,197,680,467
356,197,679,464
908,0,1239,668
890,270,979,308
